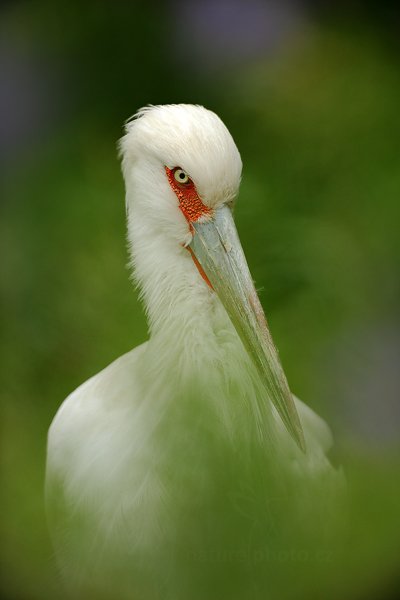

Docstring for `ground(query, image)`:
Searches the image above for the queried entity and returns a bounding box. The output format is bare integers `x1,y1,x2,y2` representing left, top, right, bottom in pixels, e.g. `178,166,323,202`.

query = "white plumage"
46,105,340,599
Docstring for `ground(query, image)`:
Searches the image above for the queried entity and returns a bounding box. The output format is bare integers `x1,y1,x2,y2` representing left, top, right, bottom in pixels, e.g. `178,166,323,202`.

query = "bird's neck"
129,214,243,375
127,205,277,451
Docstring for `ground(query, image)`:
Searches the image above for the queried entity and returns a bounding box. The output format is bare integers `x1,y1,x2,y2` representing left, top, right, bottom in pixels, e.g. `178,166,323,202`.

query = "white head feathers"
120,104,242,211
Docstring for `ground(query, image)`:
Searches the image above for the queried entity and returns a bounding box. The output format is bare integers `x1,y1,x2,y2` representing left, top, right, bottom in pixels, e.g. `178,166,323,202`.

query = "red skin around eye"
165,166,212,223
165,166,214,290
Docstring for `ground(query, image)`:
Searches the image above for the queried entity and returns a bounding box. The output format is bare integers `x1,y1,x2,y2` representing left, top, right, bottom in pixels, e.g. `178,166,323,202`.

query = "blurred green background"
1,1,399,598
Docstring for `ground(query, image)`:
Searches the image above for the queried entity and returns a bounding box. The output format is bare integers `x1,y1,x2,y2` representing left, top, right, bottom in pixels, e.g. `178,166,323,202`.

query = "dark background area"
1,1,399,598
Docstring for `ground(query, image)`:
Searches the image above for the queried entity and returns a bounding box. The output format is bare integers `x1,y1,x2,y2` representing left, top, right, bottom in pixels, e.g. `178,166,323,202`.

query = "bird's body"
46,105,341,599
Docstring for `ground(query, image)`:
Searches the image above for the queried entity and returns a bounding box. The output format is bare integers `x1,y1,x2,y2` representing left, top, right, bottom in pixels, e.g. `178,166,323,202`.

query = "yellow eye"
174,168,190,184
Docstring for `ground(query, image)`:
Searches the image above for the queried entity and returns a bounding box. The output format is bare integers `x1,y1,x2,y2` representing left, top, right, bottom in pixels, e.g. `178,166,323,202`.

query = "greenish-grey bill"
190,205,306,452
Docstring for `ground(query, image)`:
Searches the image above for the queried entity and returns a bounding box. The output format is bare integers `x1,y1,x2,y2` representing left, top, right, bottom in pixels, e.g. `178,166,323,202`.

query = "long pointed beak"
190,205,306,452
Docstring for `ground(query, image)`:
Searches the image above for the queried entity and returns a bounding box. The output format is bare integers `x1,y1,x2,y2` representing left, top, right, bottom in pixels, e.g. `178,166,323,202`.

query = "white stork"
46,105,340,599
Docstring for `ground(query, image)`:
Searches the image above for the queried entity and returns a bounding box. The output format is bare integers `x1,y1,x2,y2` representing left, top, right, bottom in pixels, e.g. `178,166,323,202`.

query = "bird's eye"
173,168,190,185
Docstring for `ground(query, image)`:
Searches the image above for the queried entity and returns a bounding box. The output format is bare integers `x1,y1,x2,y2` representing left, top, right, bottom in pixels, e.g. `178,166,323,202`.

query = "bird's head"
120,104,242,246
120,104,305,452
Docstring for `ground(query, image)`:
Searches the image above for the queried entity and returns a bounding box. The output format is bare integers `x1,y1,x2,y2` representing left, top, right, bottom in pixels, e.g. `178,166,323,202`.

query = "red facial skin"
165,166,214,289
165,166,212,223
185,245,214,290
